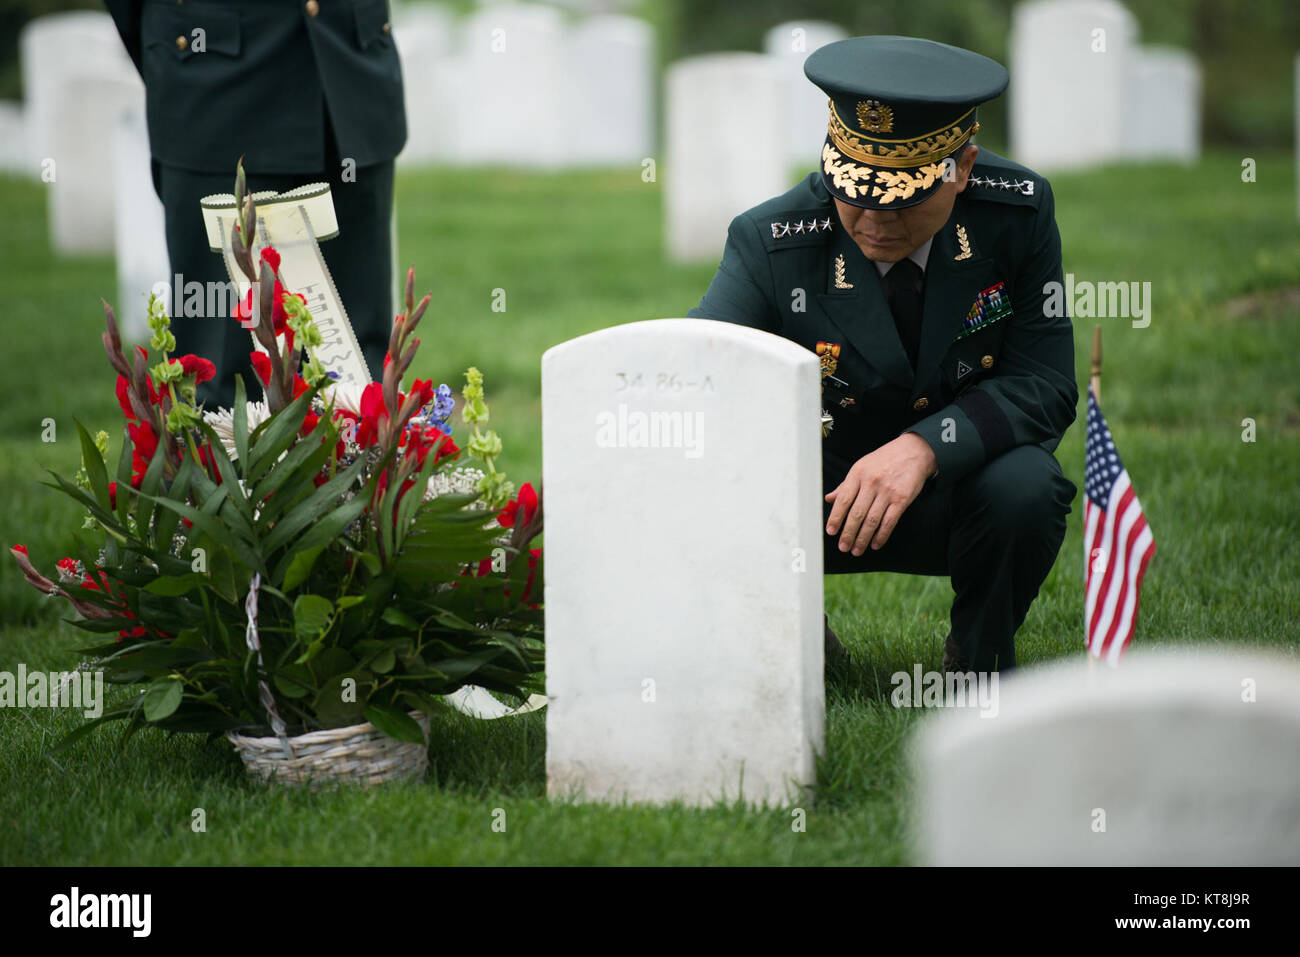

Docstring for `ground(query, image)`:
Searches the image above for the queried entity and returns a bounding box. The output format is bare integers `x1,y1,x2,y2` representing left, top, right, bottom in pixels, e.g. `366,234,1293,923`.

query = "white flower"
203,401,270,459
425,466,489,508
321,381,366,417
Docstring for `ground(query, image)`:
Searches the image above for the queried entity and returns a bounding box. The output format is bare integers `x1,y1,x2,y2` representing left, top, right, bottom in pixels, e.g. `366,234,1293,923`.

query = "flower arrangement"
11,165,544,752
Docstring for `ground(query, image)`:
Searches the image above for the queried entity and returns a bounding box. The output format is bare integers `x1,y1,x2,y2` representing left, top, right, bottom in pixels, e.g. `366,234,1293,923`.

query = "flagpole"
1086,325,1101,671
1089,325,1102,403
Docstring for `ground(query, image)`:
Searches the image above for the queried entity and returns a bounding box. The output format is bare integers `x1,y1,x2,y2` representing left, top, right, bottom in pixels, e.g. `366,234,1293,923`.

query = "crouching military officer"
104,0,405,407
687,36,1078,673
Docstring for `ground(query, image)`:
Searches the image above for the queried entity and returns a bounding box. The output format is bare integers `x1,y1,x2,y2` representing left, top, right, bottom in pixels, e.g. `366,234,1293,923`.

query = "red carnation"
177,354,216,384
250,351,272,386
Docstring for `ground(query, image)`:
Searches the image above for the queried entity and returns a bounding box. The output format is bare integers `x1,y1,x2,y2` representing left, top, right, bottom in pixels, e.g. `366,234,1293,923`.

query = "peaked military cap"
804,36,1009,210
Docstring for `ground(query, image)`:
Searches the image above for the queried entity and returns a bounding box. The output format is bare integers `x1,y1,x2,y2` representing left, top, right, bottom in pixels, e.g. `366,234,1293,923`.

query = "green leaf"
280,546,325,593
143,573,208,597
335,595,366,609
141,678,183,721
292,594,333,640
76,420,110,512
363,702,426,744
233,373,250,467
381,606,420,631
246,388,319,484
273,666,314,699
262,454,366,554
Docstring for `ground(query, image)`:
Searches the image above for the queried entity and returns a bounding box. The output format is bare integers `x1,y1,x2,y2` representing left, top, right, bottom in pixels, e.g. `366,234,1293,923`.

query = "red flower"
270,280,288,334
300,410,320,438
128,420,158,483
12,544,27,557
410,378,435,411
260,246,281,273
115,374,136,421
177,354,216,384
250,351,272,386
233,287,254,324
498,482,539,529
108,481,118,509
356,382,388,447
56,557,79,576
522,547,542,605
407,427,459,469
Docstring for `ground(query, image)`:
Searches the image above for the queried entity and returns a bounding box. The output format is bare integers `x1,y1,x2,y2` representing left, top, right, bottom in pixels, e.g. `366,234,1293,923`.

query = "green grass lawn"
1,152,1296,865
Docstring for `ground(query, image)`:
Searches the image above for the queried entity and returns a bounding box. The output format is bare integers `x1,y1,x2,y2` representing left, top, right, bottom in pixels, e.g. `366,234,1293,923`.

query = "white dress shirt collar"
873,236,934,277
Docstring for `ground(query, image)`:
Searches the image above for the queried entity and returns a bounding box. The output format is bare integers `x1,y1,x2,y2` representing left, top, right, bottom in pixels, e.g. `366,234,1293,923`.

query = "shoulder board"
757,208,837,251
964,169,1042,207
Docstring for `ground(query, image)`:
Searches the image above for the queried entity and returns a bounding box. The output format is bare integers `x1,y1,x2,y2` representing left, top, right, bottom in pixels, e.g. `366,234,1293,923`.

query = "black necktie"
882,258,924,370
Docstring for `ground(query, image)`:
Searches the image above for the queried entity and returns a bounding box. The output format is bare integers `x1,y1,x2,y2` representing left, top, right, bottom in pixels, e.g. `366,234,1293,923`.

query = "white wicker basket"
226,711,432,789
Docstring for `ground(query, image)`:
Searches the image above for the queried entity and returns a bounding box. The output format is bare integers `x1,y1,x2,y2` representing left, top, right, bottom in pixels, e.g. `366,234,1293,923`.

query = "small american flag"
1083,386,1156,663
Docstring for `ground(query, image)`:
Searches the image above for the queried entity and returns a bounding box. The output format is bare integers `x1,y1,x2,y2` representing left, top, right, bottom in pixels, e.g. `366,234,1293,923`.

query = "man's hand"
825,432,938,555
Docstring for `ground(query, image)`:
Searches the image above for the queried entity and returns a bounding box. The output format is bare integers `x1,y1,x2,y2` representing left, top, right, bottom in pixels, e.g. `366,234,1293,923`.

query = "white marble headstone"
112,106,169,341
665,54,788,261
1123,46,1200,162
763,21,849,169
915,649,1300,865
0,102,28,176
48,73,141,255
393,2,456,166
455,3,567,167
564,15,655,166
1010,0,1137,169
542,318,825,806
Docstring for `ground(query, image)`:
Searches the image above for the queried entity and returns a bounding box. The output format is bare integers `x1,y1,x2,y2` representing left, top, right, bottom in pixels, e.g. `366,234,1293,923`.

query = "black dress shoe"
942,633,970,673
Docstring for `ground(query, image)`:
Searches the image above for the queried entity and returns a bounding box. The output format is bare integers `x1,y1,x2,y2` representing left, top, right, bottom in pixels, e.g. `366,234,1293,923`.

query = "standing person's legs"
319,120,394,380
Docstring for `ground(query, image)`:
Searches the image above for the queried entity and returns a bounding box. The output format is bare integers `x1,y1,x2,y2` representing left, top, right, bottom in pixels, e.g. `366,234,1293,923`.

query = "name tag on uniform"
953,281,1012,341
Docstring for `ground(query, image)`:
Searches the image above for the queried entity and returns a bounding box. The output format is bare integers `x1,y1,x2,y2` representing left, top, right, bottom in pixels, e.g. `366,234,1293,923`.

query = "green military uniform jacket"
104,0,406,173
688,149,1077,489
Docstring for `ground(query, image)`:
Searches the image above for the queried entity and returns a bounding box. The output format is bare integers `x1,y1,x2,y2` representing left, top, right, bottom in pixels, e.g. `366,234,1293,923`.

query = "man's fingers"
825,477,859,535
871,504,902,550
849,499,886,556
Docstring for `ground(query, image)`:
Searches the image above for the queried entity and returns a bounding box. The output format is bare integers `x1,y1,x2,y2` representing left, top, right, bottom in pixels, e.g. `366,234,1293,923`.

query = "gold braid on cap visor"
828,103,979,168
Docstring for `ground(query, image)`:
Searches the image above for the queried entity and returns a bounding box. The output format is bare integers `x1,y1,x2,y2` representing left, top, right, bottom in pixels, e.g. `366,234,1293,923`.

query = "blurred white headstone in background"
763,21,848,169
112,106,169,341
456,3,567,167
915,649,1300,865
49,73,141,255
665,54,787,262
0,102,28,176
21,12,143,254
543,318,825,807
564,15,655,165
393,2,456,167
1010,0,1138,169
1123,46,1201,162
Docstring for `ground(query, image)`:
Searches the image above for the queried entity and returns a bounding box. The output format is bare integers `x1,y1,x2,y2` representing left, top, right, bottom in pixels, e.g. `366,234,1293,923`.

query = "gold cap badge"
856,99,894,133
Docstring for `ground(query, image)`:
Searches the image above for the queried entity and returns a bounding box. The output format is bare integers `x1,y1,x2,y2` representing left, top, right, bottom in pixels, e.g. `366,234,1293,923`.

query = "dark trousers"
823,445,1075,672
152,130,394,408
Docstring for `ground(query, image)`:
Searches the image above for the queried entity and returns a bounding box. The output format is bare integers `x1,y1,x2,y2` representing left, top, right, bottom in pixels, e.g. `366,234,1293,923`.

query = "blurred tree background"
2,0,1296,148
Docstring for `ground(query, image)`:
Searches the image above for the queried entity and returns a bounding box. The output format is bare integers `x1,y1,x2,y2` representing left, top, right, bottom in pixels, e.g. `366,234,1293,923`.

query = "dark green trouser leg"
153,153,394,409
823,445,1075,671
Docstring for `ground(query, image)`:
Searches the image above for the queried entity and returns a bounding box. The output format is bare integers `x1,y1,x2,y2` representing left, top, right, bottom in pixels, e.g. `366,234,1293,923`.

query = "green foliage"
25,349,543,747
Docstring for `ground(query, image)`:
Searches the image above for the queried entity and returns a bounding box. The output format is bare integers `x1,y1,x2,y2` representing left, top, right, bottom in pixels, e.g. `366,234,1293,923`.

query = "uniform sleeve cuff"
905,405,988,485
